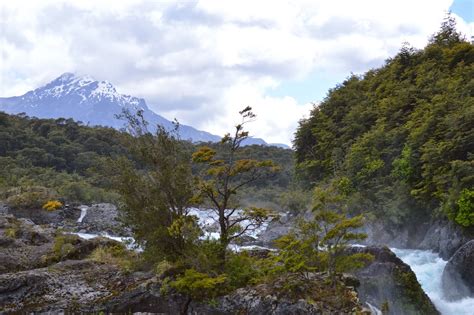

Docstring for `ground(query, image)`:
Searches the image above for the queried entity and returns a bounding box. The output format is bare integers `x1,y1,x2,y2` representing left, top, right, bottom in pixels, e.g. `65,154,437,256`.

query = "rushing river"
74,206,474,314
392,248,474,315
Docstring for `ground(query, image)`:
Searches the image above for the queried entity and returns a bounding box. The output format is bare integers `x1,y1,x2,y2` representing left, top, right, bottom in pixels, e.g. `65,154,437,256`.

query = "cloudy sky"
1,0,473,145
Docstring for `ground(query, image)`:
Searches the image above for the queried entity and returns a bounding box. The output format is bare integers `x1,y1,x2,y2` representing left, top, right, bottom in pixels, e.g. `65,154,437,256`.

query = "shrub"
42,200,63,211
51,234,78,260
89,243,138,272
170,269,227,301
5,227,18,238
224,252,262,289
155,260,175,277
5,186,58,210
455,188,474,227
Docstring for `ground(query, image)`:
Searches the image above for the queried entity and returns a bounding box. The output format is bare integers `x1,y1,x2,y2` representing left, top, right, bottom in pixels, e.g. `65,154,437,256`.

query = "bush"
155,260,175,277
5,186,58,210
89,243,138,272
455,188,474,227
224,252,262,289
42,200,63,211
51,234,79,261
279,189,311,214
170,269,227,301
5,227,18,238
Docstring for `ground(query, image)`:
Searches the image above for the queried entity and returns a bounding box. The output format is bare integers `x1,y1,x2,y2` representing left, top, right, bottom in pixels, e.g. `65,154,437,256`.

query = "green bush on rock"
455,188,474,227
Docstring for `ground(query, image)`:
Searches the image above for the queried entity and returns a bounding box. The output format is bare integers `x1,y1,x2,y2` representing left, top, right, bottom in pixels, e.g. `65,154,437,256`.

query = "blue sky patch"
450,0,473,22
267,70,349,104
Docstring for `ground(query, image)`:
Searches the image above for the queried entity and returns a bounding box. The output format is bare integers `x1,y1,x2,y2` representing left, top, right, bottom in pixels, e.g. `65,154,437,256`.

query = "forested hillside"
0,111,294,208
294,18,473,227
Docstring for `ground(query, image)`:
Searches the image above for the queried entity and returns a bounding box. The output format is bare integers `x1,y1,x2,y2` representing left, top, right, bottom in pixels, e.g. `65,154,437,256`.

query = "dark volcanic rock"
0,214,55,274
442,240,474,300
418,219,473,260
0,214,120,274
350,246,440,315
1,265,366,315
257,212,295,246
0,260,148,313
361,217,473,260
0,203,8,215
361,219,431,250
6,205,81,226
100,273,366,315
4,202,129,236
77,203,127,235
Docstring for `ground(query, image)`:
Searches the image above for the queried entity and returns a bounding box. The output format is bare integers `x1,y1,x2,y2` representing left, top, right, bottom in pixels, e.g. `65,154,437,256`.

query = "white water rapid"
77,206,88,223
392,248,474,315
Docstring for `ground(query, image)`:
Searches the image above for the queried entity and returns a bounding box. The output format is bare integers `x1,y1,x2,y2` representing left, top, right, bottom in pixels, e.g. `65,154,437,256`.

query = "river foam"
392,248,474,315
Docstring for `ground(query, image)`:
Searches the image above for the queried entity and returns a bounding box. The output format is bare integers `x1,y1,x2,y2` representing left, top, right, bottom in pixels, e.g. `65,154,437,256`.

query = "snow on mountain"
0,73,272,145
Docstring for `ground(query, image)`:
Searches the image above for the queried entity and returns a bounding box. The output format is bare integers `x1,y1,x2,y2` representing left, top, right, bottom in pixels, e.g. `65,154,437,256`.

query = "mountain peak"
0,73,270,145
33,73,128,105
53,72,95,85
57,72,75,81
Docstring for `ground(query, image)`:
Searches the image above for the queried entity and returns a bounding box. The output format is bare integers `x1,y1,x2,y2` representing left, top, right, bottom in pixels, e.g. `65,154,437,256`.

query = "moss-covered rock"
350,246,439,315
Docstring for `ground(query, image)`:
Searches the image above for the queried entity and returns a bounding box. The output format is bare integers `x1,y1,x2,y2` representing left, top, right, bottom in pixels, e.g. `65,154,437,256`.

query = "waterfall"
366,302,382,315
77,206,88,223
392,248,474,315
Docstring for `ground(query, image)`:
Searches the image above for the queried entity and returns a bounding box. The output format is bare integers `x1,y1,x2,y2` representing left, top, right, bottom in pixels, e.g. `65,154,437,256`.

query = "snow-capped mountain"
0,73,269,145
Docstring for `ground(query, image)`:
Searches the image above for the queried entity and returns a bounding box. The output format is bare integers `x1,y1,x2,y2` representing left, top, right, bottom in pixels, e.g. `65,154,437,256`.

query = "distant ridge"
0,73,271,146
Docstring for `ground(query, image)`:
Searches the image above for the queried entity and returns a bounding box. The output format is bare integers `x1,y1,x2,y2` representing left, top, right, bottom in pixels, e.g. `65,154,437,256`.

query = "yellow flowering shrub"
42,200,63,211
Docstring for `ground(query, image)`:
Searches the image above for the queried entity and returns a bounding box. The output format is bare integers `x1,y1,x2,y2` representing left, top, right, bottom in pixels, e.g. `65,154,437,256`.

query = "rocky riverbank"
0,204,442,314
442,240,474,301
362,218,473,261
0,211,365,313
258,210,474,262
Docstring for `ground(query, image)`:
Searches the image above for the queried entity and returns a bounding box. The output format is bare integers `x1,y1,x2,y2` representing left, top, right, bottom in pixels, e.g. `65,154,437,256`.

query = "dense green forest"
294,18,474,227
0,111,294,209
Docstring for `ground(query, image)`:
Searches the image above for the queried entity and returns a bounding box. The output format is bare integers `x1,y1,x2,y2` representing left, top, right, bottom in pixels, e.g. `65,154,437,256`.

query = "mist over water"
392,248,474,315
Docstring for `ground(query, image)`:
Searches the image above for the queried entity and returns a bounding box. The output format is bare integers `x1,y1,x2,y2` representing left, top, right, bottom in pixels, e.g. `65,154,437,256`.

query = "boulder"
191,274,364,315
76,203,128,235
442,240,474,300
350,246,440,315
0,260,147,313
418,219,473,260
100,273,366,315
6,205,81,226
0,203,8,215
0,214,121,274
360,217,473,260
257,212,295,246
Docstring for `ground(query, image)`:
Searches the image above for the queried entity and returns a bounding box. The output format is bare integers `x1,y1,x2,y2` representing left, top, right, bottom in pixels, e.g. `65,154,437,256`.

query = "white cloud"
1,0,467,145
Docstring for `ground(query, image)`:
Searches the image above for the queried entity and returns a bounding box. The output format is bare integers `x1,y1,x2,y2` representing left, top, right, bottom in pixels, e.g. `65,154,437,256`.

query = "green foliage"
269,183,373,286
278,189,312,214
392,145,414,181
192,107,280,264
429,13,465,47
0,110,294,210
5,186,58,210
170,269,227,301
224,252,262,289
51,234,78,260
271,232,325,277
455,188,474,227
294,19,474,227
5,227,18,238
112,110,200,264
155,260,175,277
0,112,128,204
89,243,138,273
395,268,439,314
